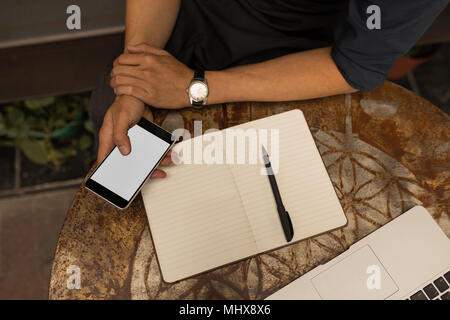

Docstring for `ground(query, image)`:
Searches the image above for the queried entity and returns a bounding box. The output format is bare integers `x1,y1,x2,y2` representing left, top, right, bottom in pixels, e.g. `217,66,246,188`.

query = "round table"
49,82,449,299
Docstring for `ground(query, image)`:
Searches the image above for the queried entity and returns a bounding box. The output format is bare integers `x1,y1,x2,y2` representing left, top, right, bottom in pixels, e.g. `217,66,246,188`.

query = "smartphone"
85,118,174,210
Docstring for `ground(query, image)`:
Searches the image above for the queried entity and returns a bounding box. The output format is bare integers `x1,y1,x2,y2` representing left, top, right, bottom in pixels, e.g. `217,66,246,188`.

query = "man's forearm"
125,0,180,50
101,1,181,161
118,0,180,105
206,47,357,105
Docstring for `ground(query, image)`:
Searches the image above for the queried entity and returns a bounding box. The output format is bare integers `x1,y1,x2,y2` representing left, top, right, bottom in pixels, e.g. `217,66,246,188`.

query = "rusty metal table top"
49,82,449,299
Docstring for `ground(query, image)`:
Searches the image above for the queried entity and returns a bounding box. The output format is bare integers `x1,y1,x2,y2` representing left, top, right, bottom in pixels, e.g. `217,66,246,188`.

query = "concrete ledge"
0,33,123,104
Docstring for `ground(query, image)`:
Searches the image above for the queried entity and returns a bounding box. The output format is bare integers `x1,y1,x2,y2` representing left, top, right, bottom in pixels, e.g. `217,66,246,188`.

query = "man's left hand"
110,44,193,109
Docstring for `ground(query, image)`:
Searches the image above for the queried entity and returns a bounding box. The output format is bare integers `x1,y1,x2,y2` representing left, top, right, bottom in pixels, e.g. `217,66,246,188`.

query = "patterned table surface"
49,82,449,299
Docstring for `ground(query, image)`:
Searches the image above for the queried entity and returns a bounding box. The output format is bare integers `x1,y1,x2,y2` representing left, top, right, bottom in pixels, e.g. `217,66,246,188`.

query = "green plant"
0,93,95,168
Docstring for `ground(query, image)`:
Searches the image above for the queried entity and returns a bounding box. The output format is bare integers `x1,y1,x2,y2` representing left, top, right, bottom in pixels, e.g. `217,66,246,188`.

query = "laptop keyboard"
409,270,450,300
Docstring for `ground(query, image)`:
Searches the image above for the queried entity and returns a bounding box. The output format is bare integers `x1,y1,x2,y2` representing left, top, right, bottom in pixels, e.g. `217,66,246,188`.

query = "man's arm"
110,45,357,109
206,47,357,105
97,0,180,165
125,0,180,49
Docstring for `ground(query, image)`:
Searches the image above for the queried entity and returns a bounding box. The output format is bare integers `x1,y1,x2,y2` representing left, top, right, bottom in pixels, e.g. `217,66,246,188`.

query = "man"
89,0,448,178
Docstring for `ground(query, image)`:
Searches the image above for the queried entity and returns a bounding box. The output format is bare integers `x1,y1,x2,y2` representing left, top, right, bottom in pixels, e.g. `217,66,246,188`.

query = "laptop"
266,206,450,300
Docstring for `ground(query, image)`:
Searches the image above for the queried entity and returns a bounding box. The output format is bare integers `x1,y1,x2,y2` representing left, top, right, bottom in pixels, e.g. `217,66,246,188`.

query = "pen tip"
261,146,270,164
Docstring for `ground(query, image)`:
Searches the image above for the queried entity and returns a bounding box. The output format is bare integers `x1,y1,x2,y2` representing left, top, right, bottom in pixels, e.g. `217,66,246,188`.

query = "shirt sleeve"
332,0,448,91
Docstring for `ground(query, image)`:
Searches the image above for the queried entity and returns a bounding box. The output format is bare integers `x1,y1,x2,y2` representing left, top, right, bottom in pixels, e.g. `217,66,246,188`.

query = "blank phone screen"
90,124,170,201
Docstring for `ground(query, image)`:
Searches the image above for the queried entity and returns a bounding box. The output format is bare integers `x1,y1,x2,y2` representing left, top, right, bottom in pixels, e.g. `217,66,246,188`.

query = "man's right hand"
97,94,152,164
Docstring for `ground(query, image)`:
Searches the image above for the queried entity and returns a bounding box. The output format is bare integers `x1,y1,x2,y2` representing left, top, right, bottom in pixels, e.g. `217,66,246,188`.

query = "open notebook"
141,109,347,283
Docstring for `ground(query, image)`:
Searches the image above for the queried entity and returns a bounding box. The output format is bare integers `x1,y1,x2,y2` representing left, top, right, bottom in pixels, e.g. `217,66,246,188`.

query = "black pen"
262,146,294,242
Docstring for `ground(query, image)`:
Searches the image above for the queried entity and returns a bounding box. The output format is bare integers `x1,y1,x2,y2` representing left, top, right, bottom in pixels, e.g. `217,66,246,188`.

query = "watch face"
189,81,208,102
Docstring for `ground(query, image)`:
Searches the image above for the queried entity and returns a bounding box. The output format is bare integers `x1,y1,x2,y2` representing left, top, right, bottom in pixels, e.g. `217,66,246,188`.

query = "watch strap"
193,70,205,81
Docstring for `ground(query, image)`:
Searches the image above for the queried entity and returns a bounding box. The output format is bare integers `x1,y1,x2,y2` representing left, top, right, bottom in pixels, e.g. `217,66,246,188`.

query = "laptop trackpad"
311,245,398,300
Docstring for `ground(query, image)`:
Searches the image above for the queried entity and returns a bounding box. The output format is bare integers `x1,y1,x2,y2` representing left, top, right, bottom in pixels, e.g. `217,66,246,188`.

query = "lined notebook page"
141,159,257,283
142,109,347,282
228,110,347,253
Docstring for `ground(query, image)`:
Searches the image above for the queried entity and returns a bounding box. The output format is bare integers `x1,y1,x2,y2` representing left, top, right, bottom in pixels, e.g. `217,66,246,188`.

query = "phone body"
85,118,174,210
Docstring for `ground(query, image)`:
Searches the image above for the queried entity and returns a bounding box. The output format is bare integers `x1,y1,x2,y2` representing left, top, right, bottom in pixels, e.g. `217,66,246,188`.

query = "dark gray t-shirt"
166,0,448,91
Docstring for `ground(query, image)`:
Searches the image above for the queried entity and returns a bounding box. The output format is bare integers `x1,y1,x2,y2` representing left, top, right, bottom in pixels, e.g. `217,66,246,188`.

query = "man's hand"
97,95,171,178
110,44,193,109
98,95,147,162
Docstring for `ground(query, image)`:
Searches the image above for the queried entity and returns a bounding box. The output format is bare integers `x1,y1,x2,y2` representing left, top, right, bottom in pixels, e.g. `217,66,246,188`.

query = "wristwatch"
186,70,209,108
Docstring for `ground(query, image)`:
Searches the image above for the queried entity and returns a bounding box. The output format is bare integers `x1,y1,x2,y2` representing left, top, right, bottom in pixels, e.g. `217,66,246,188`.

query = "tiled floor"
0,188,77,299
